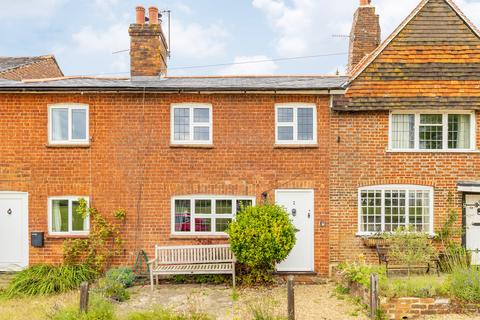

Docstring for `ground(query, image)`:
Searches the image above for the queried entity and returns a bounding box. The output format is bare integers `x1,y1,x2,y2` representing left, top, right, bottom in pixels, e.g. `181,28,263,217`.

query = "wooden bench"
147,244,236,290
376,243,439,277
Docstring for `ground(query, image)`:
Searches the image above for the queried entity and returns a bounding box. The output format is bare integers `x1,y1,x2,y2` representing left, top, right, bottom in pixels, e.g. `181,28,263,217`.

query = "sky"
2,0,480,77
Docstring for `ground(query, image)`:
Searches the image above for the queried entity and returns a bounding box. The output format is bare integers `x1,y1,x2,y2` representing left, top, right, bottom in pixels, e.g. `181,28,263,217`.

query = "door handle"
308,210,311,219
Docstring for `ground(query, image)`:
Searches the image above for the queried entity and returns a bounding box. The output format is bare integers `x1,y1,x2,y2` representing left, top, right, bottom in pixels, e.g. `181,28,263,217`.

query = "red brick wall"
0,58,63,81
329,110,477,266
0,93,331,275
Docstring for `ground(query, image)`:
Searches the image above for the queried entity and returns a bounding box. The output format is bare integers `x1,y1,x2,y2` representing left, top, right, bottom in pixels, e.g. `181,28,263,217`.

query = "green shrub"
227,204,295,282
5,264,96,297
172,274,229,285
106,267,135,288
51,296,115,320
382,227,437,277
449,267,480,303
338,262,386,288
382,275,450,298
96,277,130,302
438,245,471,273
125,307,212,320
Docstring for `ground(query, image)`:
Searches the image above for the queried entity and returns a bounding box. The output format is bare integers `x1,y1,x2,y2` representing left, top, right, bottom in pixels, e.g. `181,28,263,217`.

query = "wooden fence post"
370,274,379,319
287,276,295,320
79,281,90,314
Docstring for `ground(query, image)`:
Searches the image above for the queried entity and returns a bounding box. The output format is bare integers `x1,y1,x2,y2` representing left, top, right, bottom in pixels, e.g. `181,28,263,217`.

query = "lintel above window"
171,103,213,145
389,111,476,152
48,104,89,145
275,103,317,145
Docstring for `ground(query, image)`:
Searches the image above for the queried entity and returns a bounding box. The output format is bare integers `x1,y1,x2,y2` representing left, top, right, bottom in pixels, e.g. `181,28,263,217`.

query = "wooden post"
287,276,295,320
79,282,90,314
370,274,379,319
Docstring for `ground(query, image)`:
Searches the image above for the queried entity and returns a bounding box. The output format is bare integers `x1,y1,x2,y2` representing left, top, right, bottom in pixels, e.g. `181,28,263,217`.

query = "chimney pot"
149,6,159,25
135,6,145,24
360,0,371,5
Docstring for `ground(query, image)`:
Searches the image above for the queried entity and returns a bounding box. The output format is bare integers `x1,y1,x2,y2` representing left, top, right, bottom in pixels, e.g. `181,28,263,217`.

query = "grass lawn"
0,291,78,320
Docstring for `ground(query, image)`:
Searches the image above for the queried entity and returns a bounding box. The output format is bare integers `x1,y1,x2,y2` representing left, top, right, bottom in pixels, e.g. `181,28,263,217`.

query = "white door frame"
0,192,29,271
275,189,315,272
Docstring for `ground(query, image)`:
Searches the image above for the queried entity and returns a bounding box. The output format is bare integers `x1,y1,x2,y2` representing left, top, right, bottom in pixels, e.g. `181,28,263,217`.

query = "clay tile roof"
349,0,480,82
0,55,62,74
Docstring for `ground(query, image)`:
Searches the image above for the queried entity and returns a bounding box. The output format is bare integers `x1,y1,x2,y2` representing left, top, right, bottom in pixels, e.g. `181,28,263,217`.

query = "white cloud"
171,21,228,59
0,0,65,18
219,55,279,75
53,22,130,75
253,0,480,61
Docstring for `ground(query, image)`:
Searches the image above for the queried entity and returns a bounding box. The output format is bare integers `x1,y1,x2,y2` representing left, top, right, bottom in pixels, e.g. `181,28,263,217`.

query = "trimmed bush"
449,267,480,303
5,264,96,297
106,267,135,288
227,204,295,281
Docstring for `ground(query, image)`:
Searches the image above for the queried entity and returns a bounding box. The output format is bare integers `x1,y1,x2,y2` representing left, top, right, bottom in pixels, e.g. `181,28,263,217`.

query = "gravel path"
118,283,369,319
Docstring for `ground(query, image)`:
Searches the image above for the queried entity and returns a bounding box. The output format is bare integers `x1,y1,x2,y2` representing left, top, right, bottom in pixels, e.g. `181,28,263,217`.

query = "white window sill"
170,144,214,149
355,232,436,238
274,144,318,149
387,149,480,154
47,233,89,239
170,233,229,240
46,143,91,148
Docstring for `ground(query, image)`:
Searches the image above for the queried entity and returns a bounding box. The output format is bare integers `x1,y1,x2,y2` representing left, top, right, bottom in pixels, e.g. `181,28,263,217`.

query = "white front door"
0,193,29,271
466,194,480,265
275,189,314,272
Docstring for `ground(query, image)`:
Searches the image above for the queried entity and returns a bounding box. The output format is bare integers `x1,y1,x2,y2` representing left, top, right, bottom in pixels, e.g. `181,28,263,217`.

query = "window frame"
170,103,213,145
388,110,476,152
48,104,89,145
275,103,317,145
47,196,90,236
357,185,434,236
171,195,256,236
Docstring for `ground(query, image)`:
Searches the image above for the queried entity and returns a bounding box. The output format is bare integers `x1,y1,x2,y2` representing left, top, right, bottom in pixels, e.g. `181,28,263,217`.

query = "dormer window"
389,111,475,151
48,104,89,145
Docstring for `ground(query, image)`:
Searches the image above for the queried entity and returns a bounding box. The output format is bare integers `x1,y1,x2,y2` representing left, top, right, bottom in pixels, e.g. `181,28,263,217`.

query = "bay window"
172,196,255,235
390,111,475,151
358,185,433,235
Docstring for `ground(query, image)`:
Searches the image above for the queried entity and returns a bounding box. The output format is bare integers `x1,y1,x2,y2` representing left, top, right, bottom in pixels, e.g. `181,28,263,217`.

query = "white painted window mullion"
414,113,420,149
443,113,448,150
381,190,385,233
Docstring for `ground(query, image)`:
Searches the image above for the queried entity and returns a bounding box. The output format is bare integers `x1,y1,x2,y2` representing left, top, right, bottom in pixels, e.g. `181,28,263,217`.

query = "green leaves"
227,204,296,280
4,264,96,298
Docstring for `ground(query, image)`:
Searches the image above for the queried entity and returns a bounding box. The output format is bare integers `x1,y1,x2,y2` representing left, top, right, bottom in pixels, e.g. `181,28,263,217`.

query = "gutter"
0,88,347,95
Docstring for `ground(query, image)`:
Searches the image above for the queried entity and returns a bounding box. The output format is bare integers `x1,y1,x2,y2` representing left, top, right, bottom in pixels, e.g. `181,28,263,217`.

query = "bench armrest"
147,258,158,265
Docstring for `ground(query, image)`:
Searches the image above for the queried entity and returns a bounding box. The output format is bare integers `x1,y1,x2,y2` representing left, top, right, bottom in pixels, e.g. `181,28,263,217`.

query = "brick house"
1,0,479,276
0,55,63,81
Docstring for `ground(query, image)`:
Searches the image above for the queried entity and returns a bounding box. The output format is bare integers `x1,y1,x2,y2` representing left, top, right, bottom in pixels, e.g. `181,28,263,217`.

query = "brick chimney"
129,6,168,78
348,0,381,72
